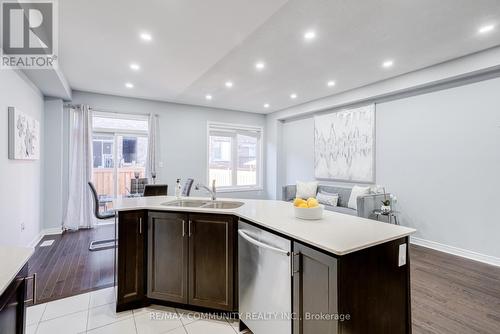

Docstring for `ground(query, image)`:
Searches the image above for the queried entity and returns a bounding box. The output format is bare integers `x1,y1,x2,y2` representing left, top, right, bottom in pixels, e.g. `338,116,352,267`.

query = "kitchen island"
0,246,34,334
113,196,415,334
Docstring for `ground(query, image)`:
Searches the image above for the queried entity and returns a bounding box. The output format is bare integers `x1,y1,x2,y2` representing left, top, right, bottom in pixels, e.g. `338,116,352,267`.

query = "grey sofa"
282,184,388,219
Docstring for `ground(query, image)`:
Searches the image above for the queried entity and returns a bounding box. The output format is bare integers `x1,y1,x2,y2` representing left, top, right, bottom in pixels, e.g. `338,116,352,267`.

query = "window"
208,123,262,191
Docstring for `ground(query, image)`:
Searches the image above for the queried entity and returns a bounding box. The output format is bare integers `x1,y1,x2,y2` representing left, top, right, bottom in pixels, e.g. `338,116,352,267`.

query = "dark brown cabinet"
147,212,188,304
117,210,147,312
337,237,411,334
293,238,411,334
0,264,28,334
145,212,235,311
293,242,338,334
188,213,235,311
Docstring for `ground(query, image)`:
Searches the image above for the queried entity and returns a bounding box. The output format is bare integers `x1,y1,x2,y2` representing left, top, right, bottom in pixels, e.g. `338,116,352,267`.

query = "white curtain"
63,105,95,230
146,114,158,178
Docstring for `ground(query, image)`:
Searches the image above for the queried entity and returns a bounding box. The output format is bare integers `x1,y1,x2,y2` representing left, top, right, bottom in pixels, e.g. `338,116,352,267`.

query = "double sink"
162,199,244,210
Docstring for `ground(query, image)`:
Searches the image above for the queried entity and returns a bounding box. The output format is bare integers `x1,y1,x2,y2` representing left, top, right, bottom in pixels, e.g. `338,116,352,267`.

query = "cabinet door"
0,264,27,334
188,214,235,311
147,212,188,304
117,210,146,311
293,242,338,334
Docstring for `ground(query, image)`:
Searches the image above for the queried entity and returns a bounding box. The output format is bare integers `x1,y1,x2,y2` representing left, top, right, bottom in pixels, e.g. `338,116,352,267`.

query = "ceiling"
59,0,500,113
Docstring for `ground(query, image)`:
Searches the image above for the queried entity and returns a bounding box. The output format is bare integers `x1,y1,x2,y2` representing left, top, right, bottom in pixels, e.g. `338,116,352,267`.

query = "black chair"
88,182,117,251
143,184,168,197
130,178,148,195
181,178,194,197
88,182,115,219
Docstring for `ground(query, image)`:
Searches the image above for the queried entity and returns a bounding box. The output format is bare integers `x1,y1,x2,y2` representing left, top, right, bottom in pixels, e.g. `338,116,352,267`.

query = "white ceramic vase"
381,205,391,213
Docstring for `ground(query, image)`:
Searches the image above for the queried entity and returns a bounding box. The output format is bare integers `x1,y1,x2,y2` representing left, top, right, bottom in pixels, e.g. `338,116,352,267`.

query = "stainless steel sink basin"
162,200,244,209
162,200,209,207
200,201,244,209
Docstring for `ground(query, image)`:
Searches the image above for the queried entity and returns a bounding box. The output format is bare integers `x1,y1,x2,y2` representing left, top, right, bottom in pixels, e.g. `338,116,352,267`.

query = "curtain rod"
63,103,157,117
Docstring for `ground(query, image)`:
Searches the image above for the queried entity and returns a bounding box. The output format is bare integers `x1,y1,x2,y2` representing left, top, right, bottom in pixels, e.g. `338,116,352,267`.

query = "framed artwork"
8,107,40,160
314,104,375,182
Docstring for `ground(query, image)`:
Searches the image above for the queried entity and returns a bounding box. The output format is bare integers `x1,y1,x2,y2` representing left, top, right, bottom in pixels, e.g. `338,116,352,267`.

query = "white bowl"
294,204,324,220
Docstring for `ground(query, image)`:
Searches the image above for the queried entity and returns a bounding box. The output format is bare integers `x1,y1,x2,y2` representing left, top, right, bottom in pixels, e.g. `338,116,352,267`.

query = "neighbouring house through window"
207,122,263,191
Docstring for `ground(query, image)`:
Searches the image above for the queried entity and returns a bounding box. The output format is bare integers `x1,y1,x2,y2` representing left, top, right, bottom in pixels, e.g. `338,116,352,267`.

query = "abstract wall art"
8,107,40,160
314,104,375,182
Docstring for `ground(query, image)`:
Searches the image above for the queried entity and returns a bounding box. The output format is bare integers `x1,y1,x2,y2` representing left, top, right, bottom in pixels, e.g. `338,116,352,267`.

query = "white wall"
279,77,500,259
0,71,44,247
70,91,268,199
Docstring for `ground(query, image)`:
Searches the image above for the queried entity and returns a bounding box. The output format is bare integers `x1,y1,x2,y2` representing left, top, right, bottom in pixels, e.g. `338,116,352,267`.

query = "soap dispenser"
175,179,182,198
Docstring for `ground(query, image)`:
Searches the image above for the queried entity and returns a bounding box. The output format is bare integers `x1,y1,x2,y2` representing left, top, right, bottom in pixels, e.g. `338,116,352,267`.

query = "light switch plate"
398,243,407,267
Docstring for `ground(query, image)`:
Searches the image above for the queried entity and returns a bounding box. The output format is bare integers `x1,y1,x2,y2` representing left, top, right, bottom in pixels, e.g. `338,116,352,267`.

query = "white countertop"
113,196,415,256
0,246,34,295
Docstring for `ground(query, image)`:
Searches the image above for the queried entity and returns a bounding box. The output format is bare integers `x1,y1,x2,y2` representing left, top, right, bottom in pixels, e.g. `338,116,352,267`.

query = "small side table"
373,210,400,225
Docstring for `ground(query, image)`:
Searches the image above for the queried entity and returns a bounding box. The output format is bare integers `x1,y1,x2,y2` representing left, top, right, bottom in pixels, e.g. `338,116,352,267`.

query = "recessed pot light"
255,62,265,70
478,24,495,34
140,32,152,41
264,103,270,108
382,60,394,68
304,30,316,40
225,81,233,88
125,82,134,88
130,63,140,71
290,93,297,99
205,94,213,100
327,80,336,87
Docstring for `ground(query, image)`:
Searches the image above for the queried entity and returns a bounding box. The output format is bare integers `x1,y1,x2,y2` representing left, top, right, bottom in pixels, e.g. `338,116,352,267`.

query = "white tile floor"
26,287,246,334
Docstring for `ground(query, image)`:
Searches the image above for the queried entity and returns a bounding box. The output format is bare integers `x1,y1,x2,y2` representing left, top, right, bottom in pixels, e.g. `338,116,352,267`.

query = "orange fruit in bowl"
293,198,307,207
307,197,319,208
297,202,308,208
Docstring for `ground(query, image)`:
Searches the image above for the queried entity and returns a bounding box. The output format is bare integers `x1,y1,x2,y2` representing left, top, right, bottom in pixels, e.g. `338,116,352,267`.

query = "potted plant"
381,188,392,213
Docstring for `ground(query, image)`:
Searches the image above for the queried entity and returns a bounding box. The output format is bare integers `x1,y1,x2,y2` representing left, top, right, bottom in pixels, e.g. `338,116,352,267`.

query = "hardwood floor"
411,244,500,334
26,227,500,333
27,224,115,305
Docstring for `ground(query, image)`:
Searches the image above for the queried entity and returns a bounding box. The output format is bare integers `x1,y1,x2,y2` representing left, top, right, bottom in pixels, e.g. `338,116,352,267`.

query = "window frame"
206,121,264,193
92,111,149,136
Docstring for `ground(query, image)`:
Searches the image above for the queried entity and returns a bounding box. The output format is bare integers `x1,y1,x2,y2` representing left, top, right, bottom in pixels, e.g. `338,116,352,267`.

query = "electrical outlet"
398,243,407,267
21,222,26,231
159,161,164,168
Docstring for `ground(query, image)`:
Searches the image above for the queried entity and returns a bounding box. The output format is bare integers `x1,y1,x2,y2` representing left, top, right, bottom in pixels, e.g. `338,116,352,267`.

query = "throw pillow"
317,192,339,207
347,185,371,210
296,181,318,199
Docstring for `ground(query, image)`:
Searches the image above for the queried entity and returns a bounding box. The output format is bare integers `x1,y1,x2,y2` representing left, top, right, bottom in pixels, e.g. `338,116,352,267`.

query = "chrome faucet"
195,180,217,201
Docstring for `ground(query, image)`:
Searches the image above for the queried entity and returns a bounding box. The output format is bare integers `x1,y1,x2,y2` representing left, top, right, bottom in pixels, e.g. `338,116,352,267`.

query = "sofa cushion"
317,185,352,207
317,192,339,207
296,181,318,199
348,185,371,210
325,205,357,216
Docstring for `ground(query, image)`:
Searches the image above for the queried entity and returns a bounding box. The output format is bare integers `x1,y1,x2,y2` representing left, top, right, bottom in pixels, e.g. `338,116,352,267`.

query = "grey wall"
282,117,314,184
70,91,268,199
0,71,44,246
279,77,500,258
43,99,65,231
265,116,282,199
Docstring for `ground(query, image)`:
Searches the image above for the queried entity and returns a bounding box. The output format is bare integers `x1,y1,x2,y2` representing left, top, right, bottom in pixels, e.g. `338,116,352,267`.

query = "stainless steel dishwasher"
238,221,292,334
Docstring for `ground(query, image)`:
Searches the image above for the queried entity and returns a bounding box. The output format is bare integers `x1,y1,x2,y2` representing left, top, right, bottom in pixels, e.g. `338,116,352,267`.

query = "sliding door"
91,113,149,214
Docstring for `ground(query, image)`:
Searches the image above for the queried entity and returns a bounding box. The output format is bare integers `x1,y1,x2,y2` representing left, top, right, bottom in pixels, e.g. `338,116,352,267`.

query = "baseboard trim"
29,227,63,248
410,236,500,267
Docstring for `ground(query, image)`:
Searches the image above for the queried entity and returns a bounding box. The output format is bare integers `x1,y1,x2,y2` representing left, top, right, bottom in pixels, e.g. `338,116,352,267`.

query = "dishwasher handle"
238,229,290,256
